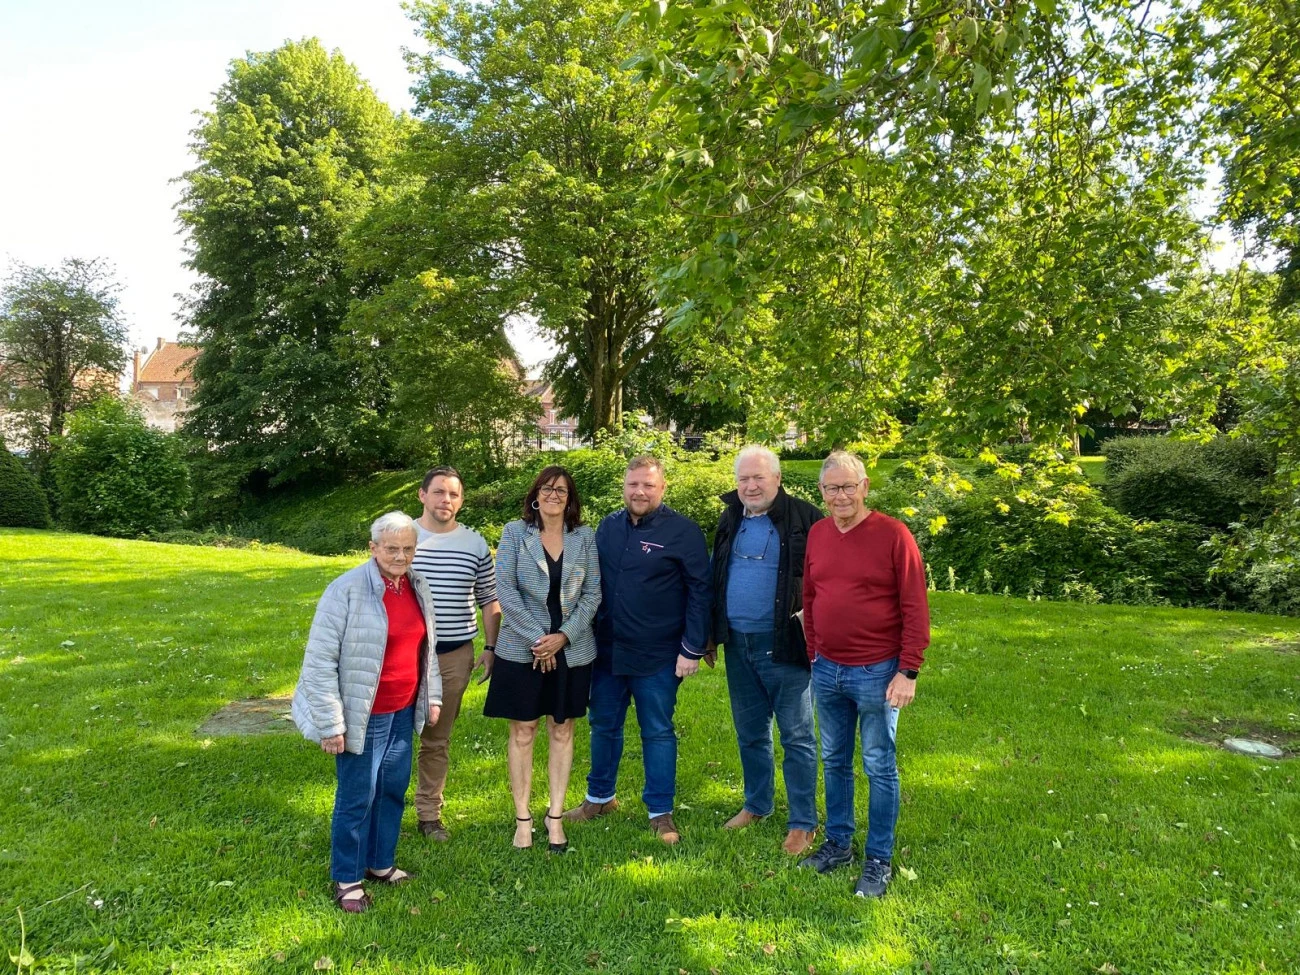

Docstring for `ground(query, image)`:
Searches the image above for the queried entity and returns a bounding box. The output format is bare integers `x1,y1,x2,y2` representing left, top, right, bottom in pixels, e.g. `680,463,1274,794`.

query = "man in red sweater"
798,450,930,898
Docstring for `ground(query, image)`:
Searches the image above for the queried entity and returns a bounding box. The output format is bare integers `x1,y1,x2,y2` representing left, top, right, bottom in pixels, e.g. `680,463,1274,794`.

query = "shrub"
1105,435,1273,529
0,445,51,528
51,398,190,536
871,452,1223,607
1212,525,1300,616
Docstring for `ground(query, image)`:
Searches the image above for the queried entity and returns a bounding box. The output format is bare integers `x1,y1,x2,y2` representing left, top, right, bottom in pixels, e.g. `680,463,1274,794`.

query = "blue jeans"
724,629,818,831
330,704,414,882
586,659,681,816
812,656,900,861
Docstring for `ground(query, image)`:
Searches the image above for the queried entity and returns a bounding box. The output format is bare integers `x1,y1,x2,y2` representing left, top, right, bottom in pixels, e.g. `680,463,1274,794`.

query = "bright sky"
0,0,556,371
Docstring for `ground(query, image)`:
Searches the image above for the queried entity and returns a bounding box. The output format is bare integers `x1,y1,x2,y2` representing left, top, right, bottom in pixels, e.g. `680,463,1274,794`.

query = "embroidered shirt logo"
640,541,664,554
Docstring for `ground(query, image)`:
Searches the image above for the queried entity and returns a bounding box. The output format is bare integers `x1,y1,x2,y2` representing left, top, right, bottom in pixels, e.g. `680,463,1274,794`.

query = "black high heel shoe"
544,812,568,854
514,815,534,850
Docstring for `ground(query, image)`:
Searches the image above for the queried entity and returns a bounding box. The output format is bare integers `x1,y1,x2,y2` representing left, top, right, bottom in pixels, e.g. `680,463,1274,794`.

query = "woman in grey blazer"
484,465,601,852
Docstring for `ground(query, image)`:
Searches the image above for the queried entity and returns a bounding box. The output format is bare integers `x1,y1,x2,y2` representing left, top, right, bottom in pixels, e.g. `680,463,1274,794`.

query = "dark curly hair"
522,465,582,531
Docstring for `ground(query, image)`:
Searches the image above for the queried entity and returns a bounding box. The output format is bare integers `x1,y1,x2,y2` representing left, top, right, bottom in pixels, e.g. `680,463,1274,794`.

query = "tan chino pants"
414,641,475,821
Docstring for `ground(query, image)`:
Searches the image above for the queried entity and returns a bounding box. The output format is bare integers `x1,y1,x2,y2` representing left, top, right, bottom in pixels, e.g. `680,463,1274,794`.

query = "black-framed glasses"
820,480,863,497
734,523,773,561
539,485,569,499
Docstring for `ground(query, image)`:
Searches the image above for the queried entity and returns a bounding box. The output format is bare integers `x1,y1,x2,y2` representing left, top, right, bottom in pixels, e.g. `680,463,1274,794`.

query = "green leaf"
1033,0,1057,17
972,62,992,116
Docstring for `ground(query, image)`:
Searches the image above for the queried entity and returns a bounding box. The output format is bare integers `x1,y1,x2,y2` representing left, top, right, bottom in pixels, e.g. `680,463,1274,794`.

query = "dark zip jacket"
710,486,823,668
595,504,712,677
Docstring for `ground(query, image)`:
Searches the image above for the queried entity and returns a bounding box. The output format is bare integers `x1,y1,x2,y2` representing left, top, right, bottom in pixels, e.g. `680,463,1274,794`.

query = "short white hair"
734,444,781,478
820,450,867,483
370,511,417,543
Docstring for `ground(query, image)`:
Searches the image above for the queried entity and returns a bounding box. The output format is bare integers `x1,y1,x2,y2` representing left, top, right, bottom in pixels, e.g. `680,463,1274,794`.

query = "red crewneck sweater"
802,510,930,671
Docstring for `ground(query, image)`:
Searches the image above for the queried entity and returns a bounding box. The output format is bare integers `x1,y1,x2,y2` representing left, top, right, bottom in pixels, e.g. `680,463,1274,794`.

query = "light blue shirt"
725,513,779,634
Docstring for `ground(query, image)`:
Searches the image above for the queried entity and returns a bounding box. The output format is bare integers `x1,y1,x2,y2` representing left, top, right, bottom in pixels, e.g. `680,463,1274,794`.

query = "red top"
372,577,426,715
803,511,930,671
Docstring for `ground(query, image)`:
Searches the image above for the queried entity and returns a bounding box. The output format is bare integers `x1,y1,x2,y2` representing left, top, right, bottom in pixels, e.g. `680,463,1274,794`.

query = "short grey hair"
734,444,781,478
820,450,867,483
370,511,418,543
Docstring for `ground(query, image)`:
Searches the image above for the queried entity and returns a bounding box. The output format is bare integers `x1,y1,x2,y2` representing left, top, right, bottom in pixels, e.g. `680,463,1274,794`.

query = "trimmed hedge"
0,448,51,528
51,398,190,537
1105,435,1273,528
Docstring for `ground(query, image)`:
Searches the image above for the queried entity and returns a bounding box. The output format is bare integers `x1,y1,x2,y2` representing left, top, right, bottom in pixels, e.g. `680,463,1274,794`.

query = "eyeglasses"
820,481,863,497
734,523,773,561
538,486,569,499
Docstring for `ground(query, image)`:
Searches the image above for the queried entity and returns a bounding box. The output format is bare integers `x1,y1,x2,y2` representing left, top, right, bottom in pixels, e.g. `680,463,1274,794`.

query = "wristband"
900,668,919,680
483,644,495,653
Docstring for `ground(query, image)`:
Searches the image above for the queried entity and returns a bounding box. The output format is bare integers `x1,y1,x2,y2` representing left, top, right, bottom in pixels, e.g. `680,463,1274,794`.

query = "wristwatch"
900,668,919,680
483,644,496,653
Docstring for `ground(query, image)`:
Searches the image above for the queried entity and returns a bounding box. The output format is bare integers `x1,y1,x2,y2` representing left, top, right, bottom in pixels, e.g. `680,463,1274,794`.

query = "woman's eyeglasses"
538,486,569,499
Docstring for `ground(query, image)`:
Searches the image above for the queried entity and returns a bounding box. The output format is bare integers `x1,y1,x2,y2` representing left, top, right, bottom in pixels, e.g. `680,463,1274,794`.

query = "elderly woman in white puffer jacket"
292,511,443,914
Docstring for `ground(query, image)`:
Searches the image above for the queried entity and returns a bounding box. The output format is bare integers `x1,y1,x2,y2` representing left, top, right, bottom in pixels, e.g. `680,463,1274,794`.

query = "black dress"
483,549,593,722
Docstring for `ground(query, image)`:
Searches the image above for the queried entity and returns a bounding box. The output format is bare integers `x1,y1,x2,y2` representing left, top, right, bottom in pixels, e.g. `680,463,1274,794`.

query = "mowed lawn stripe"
0,529,1296,974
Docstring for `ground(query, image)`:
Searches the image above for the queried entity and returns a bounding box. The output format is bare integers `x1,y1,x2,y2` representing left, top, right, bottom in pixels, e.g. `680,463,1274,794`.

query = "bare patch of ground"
1175,712,1299,757
198,696,295,737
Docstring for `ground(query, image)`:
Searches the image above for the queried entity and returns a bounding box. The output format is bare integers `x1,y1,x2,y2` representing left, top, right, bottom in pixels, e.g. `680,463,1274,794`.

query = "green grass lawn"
1,529,1296,974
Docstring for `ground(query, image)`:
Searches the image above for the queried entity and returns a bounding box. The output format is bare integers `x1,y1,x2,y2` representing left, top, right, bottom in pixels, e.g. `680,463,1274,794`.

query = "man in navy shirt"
563,455,712,844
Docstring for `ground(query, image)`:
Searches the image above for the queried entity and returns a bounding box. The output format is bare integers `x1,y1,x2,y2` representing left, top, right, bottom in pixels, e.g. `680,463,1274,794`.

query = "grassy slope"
224,458,1105,555
1,529,1295,975
233,470,424,554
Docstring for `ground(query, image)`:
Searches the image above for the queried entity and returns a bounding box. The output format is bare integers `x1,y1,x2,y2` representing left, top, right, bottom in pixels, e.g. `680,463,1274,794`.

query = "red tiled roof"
138,343,199,383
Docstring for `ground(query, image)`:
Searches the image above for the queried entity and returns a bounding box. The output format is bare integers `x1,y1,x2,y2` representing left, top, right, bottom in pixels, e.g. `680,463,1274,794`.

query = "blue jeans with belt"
585,658,681,816
724,629,818,831
812,655,901,861
330,703,414,883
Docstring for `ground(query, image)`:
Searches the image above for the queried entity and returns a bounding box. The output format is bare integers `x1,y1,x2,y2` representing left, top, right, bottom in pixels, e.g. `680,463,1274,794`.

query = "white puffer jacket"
291,559,444,755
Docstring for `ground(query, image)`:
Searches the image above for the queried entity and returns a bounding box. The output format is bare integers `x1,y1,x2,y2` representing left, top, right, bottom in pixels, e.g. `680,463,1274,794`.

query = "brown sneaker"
782,828,817,856
418,819,450,842
650,812,680,845
723,809,764,830
561,798,619,823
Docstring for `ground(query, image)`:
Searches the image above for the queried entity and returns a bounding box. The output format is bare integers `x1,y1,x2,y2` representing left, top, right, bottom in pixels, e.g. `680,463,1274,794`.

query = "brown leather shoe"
650,812,680,845
782,828,817,856
723,809,764,830
561,797,620,823
418,818,450,842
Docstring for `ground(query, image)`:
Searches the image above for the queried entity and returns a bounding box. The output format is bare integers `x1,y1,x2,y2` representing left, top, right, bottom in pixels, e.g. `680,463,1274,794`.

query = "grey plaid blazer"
493,519,602,666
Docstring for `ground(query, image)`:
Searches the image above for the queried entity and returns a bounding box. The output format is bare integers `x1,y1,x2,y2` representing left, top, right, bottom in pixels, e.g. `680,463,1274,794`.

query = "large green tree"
177,39,408,496
0,258,126,459
1200,0,1300,307
395,0,679,436
620,0,1210,451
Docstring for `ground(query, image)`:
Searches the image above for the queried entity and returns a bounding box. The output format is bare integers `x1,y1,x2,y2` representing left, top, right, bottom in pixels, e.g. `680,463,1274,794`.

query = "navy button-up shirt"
594,503,712,677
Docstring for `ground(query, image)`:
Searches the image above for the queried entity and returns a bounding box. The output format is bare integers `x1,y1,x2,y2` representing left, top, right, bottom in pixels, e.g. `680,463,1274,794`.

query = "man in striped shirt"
410,466,501,841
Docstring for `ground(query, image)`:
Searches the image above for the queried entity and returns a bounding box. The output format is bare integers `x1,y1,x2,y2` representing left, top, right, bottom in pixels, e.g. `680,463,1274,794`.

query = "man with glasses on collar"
708,445,823,856
799,451,930,898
